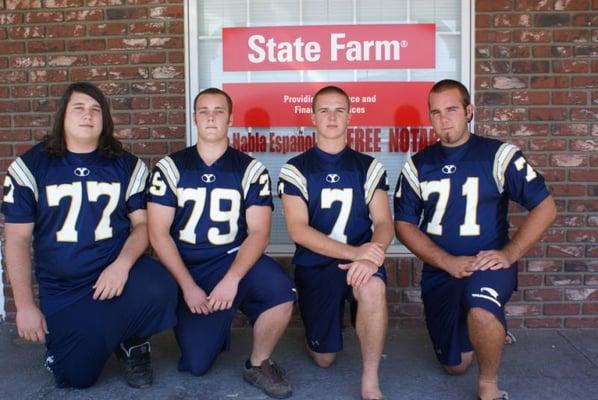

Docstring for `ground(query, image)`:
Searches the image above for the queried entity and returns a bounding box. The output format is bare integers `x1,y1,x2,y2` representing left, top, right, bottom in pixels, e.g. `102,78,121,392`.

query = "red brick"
533,45,573,58
525,318,563,328
149,37,183,49
505,303,542,316
511,123,550,136
67,39,106,52
25,11,63,23
544,304,580,315
167,51,184,63
131,142,169,154
107,38,147,50
47,55,88,67
583,304,598,314
151,65,183,79
565,318,598,328
511,91,550,105
149,5,183,19
29,70,67,83
547,245,585,257
572,76,598,88
588,246,598,257
550,178,586,192
0,100,30,113
494,45,530,58
46,24,85,37
515,0,553,10
70,67,108,81
555,0,591,9
168,21,184,35
554,60,590,73
10,56,45,68
32,99,57,112
565,288,598,301
132,112,167,125
553,91,588,105
524,288,563,301
476,30,512,43
27,40,65,53
572,13,598,27
554,29,591,43
13,115,50,127
551,123,589,136
90,54,128,66
493,13,532,27
112,113,130,125
519,274,544,286
529,108,568,121
64,9,104,21
571,108,598,120
130,53,167,64
535,13,570,27
531,76,570,89
527,260,562,272
0,42,25,54
108,66,149,80
7,26,44,39
550,154,588,168
569,199,598,212
97,82,129,95
168,111,185,124
88,23,127,36
44,0,84,7
106,7,147,20
477,15,491,28
0,129,31,141
571,139,598,151
129,22,165,34
150,127,185,139
115,128,150,140
513,29,551,42
88,0,125,5
493,107,528,121
11,85,48,98
131,82,167,94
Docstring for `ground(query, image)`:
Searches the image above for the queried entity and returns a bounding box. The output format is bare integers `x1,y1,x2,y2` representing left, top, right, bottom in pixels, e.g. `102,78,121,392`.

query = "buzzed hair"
312,85,351,113
194,87,233,115
428,79,471,110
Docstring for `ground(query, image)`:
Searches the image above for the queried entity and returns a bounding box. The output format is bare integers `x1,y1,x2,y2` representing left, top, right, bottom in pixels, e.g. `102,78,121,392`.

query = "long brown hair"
45,82,123,158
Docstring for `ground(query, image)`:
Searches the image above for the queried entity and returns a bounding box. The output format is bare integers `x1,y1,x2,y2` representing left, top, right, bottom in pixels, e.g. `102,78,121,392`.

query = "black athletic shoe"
116,341,153,389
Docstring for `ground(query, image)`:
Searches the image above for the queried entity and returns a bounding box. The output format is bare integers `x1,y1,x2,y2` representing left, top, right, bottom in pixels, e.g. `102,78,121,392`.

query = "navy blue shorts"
295,261,386,354
175,253,295,376
421,266,517,366
44,255,178,388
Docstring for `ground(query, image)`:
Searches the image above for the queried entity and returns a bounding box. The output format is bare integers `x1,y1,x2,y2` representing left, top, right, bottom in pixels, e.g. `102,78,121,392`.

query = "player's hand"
338,259,379,288
182,284,211,314
92,261,130,300
351,242,385,266
208,275,240,312
473,250,512,271
16,305,48,344
445,256,476,279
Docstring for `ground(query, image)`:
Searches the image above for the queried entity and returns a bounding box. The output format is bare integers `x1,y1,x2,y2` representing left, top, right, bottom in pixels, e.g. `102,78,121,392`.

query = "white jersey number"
46,181,121,242
421,178,480,237
177,187,241,245
321,188,353,244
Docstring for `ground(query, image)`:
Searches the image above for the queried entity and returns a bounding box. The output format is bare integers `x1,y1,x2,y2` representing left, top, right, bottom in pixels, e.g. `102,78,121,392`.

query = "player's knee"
64,370,102,389
468,307,499,327
311,353,336,368
444,363,469,376
186,358,214,377
354,278,386,308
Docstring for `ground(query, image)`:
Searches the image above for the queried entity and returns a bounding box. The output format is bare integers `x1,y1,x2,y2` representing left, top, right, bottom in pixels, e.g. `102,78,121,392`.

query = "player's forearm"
5,239,37,309
395,221,454,272
371,219,394,251
289,222,356,261
149,231,196,291
112,222,150,271
226,230,269,281
502,196,557,264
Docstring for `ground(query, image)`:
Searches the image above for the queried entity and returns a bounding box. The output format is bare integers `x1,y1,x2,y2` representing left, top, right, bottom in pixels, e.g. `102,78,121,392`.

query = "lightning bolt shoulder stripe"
7,157,38,201
364,159,386,204
400,158,421,199
279,163,308,200
125,159,149,201
156,156,179,194
493,143,519,193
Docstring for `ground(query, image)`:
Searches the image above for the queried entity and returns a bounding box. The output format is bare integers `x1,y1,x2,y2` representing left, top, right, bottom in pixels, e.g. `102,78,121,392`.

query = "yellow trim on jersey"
493,143,519,194
125,159,149,201
364,159,386,205
8,157,38,201
279,163,308,200
401,158,421,200
241,159,266,199
156,156,179,194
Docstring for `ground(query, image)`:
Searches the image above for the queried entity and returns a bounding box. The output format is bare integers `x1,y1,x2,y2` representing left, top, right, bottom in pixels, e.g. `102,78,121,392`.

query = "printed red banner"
222,81,433,127
223,24,435,71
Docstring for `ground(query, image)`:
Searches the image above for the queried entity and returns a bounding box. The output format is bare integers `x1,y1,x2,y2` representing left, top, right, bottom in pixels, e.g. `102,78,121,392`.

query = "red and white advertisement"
223,24,435,71
223,81,433,127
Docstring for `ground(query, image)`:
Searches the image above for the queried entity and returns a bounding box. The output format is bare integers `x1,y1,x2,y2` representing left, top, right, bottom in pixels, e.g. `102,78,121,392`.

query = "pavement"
0,324,597,400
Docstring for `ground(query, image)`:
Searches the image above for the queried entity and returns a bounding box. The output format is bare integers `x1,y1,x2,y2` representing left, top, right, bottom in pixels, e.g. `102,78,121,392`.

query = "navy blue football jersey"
1,142,149,316
147,146,273,267
278,146,388,267
394,134,550,267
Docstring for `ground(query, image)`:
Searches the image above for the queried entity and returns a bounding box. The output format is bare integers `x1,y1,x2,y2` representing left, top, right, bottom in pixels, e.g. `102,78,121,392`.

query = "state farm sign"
223,24,435,71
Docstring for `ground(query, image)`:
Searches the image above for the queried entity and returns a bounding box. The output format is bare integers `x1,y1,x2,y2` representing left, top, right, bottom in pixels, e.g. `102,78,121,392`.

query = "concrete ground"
0,325,597,400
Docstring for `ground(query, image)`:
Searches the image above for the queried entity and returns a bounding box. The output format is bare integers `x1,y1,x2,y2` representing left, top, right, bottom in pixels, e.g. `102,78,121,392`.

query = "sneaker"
243,359,292,399
116,341,153,388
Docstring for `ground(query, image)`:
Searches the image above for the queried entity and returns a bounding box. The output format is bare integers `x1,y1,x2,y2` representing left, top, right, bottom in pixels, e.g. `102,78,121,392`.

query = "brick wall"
0,0,596,329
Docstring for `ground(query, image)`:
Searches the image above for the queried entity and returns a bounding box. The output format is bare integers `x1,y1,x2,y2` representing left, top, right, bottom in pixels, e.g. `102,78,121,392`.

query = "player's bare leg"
306,344,336,368
354,278,387,400
468,307,508,400
250,301,293,365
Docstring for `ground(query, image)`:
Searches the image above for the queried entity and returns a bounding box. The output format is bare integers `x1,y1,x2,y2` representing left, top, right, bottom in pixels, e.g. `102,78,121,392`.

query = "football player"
279,86,393,400
394,79,557,400
2,82,177,389
147,88,295,399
